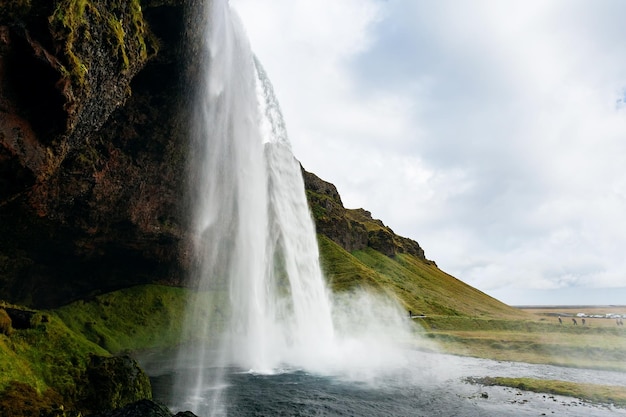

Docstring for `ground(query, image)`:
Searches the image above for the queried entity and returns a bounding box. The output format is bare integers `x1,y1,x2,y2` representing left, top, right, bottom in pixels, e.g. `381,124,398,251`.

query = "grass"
0,285,189,406
318,235,522,319
418,305,626,372
426,328,626,372
468,376,626,407
0,310,108,398
54,284,188,353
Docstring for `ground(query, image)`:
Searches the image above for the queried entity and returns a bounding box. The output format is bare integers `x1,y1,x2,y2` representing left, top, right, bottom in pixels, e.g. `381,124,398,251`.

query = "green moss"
0,312,108,404
107,15,129,68
49,0,94,85
9,317,108,400
104,0,151,70
54,285,188,353
0,337,40,392
79,355,151,413
0,285,189,413
305,190,330,221
130,0,154,59
345,209,386,233
49,0,154,86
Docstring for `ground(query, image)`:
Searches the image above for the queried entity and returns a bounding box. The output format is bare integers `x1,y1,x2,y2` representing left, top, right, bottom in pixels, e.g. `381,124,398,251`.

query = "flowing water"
147,349,626,416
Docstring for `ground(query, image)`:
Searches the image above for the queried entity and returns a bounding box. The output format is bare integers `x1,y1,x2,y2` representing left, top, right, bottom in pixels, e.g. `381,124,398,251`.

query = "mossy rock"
79,354,152,414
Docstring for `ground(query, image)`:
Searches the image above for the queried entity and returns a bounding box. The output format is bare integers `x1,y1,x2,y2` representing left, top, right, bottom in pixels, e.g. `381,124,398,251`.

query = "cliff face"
302,169,431,262
0,0,193,308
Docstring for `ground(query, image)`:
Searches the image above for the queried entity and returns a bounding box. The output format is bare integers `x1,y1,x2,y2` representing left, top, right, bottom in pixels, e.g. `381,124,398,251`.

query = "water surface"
146,349,626,416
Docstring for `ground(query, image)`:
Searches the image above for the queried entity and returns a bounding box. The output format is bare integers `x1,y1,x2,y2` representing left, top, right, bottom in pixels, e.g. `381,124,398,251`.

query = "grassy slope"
0,285,187,398
0,311,108,396
53,285,188,353
319,234,521,319
318,234,626,373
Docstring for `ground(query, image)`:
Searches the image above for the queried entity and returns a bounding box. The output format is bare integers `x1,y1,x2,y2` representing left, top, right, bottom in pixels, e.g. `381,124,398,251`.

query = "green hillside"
319,234,521,319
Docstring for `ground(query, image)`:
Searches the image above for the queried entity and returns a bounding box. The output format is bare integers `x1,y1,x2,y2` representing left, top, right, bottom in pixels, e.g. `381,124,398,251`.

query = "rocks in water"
85,399,198,417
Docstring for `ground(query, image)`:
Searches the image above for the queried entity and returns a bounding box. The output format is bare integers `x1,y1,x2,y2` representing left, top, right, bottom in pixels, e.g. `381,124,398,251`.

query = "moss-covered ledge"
0,285,187,416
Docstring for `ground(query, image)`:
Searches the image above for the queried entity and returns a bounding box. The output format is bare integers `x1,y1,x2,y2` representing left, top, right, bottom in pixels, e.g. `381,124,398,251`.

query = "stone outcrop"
303,169,431,262
302,168,368,252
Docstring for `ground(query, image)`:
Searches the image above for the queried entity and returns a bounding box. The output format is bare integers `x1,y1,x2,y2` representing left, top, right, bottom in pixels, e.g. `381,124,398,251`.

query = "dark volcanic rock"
3,306,36,329
0,0,194,307
302,168,369,252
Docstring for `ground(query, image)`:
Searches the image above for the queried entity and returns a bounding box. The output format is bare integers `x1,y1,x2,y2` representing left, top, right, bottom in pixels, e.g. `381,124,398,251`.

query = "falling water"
175,0,337,413
173,1,413,415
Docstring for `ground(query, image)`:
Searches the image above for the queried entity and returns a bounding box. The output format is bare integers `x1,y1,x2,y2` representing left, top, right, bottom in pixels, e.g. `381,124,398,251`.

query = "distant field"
520,306,626,328
419,307,626,372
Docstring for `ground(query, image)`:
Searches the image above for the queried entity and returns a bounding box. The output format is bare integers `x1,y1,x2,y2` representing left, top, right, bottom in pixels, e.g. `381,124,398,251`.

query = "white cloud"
230,0,626,305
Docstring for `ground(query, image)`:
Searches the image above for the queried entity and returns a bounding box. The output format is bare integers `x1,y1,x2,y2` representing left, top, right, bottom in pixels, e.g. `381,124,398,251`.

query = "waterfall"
173,1,413,415
174,0,336,413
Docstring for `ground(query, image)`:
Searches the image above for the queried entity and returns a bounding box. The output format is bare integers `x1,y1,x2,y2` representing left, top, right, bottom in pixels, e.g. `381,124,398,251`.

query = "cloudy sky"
230,0,626,306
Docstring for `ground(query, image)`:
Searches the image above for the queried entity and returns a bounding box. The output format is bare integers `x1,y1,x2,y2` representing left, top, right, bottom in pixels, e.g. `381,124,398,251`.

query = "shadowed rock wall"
0,0,194,308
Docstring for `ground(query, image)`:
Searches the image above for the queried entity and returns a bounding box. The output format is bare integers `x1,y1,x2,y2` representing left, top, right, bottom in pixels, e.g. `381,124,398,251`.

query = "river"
142,349,626,416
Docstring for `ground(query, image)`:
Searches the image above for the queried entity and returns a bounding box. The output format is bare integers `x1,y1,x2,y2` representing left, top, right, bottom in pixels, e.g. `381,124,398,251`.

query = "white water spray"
174,1,413,415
